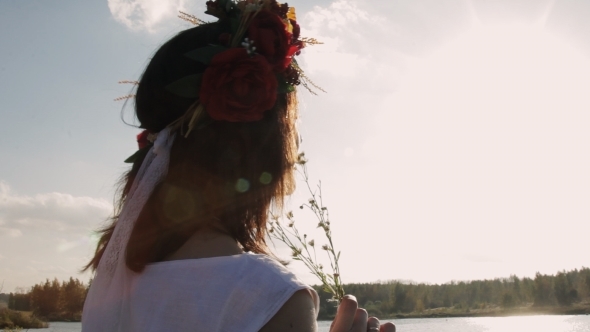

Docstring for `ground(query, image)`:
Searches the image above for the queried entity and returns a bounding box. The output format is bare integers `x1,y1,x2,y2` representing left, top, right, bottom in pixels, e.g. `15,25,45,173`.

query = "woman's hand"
330,295,396,332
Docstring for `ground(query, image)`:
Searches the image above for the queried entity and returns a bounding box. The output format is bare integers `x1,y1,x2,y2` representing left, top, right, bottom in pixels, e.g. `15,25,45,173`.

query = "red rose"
247,10,293,73
136,130,150,149
200,48,278,122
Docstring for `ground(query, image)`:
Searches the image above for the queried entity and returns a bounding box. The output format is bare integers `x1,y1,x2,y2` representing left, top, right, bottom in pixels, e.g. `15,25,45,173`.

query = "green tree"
501,293,515,308
61,278,86,318
30,279,61,318
533,273,554,306
7,291,30,311
554,272,578,306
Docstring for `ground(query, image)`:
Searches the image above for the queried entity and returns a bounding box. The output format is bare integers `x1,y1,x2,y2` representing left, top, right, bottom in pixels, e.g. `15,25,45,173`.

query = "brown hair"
85,22,298,272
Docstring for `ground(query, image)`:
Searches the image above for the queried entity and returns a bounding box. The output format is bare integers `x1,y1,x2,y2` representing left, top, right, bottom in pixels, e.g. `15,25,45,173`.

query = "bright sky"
1,0,589,292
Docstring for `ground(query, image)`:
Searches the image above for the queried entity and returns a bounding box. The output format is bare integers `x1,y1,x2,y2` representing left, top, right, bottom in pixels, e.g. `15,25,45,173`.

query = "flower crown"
123,0,322,163
170,0,323,127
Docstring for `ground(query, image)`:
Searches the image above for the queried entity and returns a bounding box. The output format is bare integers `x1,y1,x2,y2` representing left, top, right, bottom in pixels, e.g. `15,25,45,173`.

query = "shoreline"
383,302,590,320
4,302,590,325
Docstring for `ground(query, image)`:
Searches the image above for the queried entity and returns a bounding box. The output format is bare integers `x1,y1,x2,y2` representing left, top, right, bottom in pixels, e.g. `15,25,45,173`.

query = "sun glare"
401,23,590,115
369,23,590,282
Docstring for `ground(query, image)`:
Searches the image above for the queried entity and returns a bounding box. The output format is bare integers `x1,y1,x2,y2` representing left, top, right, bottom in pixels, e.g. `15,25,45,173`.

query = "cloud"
108,0,192,31
0,182,110,291
0,227,22,238
0,181,112,236
301,1,388,78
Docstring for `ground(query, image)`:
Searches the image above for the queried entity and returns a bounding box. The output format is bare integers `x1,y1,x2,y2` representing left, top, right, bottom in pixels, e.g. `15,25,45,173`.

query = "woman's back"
126,252,318,331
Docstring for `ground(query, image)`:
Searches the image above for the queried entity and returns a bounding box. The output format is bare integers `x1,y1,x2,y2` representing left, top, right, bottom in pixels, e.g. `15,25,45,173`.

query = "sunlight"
368,23,590,282
402,23,590,115
471,315,580,332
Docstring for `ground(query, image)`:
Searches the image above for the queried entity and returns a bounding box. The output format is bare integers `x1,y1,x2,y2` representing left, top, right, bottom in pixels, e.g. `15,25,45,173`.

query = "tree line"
7,277,87,321
314,267,590,319
3,268,590,322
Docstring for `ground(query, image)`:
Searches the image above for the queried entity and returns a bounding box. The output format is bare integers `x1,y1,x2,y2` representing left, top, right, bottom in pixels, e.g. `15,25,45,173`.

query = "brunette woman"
82,2,395,331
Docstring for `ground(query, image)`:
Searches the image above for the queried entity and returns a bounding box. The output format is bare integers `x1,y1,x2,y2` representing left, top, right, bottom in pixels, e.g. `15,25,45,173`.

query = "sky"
1,0,589,292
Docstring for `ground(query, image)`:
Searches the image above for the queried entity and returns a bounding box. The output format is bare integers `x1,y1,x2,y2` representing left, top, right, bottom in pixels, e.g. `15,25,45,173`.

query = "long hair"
85,22,298,273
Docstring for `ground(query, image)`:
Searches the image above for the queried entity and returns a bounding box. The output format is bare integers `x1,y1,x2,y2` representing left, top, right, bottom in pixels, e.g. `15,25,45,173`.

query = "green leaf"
184,45,227,65
277,76,295,94
164,74,203,98
280,84,296,94
124,145,152,163
124,150,141,164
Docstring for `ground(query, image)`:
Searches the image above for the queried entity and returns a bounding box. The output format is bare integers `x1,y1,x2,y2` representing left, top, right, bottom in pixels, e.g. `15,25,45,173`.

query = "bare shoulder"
259,289,318,332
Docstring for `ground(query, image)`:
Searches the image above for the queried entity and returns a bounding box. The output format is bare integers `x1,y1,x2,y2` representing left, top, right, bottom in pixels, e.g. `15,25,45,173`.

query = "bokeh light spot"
236,178,250,193
259,172,272,185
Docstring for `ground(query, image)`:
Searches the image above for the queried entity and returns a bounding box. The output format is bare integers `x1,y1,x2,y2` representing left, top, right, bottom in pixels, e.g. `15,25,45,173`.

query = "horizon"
3,265,589,294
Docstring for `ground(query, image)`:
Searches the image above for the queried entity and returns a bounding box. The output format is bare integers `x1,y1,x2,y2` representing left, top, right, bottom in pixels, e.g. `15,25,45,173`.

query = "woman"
82,1,395,331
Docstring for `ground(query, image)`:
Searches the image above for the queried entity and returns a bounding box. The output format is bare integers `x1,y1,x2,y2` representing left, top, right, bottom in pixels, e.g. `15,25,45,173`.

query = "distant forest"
5,277,86,322
314,267,590,319
2,268,589,324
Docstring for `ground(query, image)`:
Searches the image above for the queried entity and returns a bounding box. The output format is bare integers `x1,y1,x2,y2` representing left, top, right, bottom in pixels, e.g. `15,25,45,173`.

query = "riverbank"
0,308,48,329
388,301,590,319
3,299,590,328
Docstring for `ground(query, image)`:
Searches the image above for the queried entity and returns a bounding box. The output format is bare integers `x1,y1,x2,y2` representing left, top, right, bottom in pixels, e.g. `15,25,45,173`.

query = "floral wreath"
123,0,323,163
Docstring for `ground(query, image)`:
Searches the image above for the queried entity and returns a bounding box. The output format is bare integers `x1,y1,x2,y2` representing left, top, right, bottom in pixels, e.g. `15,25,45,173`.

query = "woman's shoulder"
244,254,320,331
242,254,315,292
242,253,293,275
258,289,318,332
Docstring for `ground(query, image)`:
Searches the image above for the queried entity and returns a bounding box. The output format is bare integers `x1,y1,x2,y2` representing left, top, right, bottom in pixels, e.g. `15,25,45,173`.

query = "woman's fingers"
367,317,380,331
329,295,393,332
330,295,359,331
351,307,368,332
379,322,396,332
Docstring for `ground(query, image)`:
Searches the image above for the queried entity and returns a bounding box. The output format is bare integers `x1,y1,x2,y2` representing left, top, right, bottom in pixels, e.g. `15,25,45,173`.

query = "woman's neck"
162,228,243,262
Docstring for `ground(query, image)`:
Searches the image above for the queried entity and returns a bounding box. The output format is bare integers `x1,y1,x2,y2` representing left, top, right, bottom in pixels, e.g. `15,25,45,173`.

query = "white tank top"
119,253,319,331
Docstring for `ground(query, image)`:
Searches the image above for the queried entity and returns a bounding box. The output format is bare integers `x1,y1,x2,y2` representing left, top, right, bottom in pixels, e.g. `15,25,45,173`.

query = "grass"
0,308,48,329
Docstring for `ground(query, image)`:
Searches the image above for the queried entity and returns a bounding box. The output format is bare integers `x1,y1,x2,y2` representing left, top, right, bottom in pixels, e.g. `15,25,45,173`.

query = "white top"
91,253,319,332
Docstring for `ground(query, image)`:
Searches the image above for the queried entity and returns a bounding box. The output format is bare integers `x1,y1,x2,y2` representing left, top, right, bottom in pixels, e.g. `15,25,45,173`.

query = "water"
37,315,590,331
30,322,81,332
319,315,590,331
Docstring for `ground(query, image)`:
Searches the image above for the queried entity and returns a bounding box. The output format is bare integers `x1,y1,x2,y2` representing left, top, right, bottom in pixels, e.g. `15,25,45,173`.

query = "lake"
36,315,590,331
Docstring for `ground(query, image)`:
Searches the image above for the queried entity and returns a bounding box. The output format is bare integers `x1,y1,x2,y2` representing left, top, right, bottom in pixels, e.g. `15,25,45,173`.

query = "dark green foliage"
14,277,89,321
0,308,48,329
7,268,590,322
30,279,61,317
61,278,86,319
554,272,579,306
533,272,554,306
164,73,204,98
8,293,30,311
313,267,590,319
501,293,515,308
